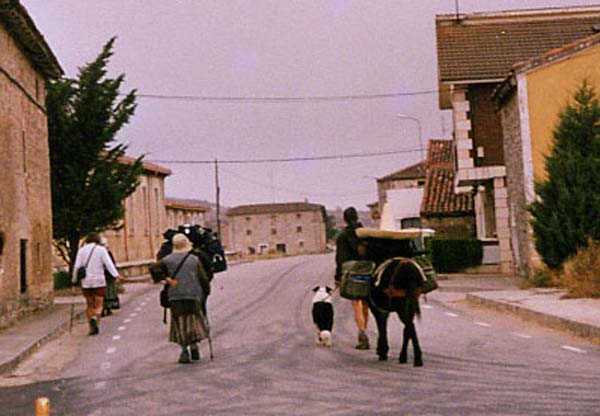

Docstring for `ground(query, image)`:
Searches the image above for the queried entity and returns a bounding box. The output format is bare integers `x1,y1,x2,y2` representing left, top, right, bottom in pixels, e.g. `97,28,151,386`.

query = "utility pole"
214,159,221,237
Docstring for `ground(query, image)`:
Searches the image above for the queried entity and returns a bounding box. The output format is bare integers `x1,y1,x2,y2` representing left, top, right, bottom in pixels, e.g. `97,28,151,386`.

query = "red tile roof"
421,168,474,217
436,6,600,83
166,198,210,212
377,161,427,182
420,140,473,217
227,202,324,217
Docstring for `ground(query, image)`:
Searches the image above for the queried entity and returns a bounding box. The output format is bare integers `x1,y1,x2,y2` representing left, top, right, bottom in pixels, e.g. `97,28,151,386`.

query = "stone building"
226,202,326,257
165,198,209,229
102,158,171,272
493,33,600,277
435,5,600,273
0,1,63,328
420,140,476,239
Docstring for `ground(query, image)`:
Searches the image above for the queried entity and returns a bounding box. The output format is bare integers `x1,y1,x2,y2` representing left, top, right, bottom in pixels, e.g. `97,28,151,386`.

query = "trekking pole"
199,309,213,360
69,284,76,333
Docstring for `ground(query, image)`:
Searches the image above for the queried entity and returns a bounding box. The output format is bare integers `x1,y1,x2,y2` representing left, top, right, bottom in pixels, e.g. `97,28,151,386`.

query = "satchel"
412,256,438,294
75,245,97,285
158,252,192,321
340,260,376,300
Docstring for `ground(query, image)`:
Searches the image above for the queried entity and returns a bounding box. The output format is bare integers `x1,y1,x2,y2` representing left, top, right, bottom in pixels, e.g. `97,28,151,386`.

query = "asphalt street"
1,254,599,415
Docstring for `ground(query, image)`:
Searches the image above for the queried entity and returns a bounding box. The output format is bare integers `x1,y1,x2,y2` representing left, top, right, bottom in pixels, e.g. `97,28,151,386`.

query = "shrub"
529,268,556,288
556,239,600,298
425,237,482,273
53,270,72,290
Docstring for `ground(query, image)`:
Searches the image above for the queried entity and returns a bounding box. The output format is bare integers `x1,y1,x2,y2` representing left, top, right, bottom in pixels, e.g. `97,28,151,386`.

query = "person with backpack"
72,232,122,335
100,237,120,316
335,207,370,350
158,233,211,363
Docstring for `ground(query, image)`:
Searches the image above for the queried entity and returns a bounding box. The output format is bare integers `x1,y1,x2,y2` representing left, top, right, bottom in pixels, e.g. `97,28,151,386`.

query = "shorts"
82,287,107,297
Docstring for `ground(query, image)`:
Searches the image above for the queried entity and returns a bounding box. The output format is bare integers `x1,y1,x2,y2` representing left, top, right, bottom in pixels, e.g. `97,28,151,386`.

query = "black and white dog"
312,286,334,347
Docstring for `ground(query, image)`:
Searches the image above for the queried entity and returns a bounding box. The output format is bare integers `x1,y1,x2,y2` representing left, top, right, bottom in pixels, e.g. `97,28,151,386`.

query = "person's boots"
88,318,99,336
190,344,200,361
355,330,370,350
178,349,191,364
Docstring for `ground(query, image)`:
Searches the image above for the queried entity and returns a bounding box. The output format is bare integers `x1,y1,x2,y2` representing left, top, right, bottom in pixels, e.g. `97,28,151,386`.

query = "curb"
466,293,600,342
0,284,156,376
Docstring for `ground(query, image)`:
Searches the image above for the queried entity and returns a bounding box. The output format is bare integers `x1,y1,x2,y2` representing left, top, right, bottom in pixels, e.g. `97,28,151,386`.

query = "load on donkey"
339,228,437,366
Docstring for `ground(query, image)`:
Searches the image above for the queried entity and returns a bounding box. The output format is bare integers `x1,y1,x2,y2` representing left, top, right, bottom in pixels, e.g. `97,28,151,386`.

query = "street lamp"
397,113,424,160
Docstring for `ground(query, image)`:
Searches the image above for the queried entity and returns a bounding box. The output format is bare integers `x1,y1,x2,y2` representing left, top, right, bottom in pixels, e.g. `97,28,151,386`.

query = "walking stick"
198,309,213,360
69,284,76,333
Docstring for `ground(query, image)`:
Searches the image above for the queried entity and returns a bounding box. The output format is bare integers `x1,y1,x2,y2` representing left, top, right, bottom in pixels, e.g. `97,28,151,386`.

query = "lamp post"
397,113,424,160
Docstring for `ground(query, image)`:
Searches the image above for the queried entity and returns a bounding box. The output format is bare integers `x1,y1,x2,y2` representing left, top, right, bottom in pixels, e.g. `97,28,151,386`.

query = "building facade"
166,198,209,229
226,202,326,257
494,33,600,277
0,1,63,328
435,6,600,273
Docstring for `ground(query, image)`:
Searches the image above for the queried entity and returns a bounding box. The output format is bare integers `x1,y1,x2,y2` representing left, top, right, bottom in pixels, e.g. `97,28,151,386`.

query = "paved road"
1,254,599,415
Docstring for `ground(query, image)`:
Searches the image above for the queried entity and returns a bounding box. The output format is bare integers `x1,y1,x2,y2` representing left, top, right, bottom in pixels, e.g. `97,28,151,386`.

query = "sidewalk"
0,280,155,375
429,273,600,343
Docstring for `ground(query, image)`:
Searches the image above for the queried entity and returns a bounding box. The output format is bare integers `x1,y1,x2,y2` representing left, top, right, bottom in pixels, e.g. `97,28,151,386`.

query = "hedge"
425,237,483,273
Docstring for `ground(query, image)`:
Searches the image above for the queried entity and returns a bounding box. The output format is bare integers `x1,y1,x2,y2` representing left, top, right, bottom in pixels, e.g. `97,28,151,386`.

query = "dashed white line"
100,362,111,371
135,307,142,311
475,321,491,327
445,312,458,318
118,326,126,331
106,347,117,354
562,345,587,354
129,313,137,317
141,302,147,306
514,333,532,339
112,335,121,340
124,318,132,323
94,381,107,390
422,304,433,309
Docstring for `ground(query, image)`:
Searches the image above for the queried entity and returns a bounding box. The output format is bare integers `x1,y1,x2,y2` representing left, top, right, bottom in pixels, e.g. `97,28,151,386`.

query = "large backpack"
340,260,376,300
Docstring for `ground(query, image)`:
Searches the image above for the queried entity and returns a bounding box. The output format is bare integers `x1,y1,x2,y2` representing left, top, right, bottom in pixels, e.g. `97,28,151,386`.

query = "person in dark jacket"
335,207,370,350
158,233,211,363
100,237,120,316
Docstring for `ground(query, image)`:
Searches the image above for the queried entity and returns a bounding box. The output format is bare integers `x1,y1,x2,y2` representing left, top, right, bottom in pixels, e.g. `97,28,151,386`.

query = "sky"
24,0,597,211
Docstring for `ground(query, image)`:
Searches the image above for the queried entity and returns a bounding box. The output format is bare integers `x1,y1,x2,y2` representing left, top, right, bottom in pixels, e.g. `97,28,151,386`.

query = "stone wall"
0,21,54,329
227,210,326,256
422,215,476,238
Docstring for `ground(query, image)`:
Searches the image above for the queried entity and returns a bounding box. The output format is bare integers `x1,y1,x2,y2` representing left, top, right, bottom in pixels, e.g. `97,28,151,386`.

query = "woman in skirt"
159,233,211,363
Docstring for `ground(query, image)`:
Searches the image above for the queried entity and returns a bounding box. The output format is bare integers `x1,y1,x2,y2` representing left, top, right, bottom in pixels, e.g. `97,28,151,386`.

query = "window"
246,217,251,222
271,228,277,235
0,231,4,274
296,226,302,233
299,241,304,248
296,213,302,219
127,197,135,236
246,229,252,236
142,187,149,236
400,217,421,229
22,131,27,173
154,188,160,236
20,239,27,293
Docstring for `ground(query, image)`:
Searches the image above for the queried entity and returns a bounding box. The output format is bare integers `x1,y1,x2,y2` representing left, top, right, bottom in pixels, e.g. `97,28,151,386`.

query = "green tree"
47,38,143,271
529,81,600,270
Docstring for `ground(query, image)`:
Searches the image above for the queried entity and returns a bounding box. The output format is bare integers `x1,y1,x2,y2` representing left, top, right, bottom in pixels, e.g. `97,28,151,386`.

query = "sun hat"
172,233,192,252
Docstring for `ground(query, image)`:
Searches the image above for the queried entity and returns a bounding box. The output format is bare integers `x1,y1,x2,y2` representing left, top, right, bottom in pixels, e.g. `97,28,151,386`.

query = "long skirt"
169,300,208,346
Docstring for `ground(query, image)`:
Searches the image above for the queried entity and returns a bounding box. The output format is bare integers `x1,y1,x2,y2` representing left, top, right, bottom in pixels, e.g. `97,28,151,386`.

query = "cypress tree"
529,81,600,270
47,38,143,271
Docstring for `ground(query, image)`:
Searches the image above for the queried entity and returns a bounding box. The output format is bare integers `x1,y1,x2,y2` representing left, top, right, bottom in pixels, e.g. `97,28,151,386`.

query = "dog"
312,285,334,347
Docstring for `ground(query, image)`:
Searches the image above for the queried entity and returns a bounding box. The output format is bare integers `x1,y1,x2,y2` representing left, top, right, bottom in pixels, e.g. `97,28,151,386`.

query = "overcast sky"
24,0,597,211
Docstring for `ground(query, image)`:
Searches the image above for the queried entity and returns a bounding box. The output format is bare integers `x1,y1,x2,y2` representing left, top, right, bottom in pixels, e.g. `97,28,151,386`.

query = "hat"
100,237,108,246
172,233,191,252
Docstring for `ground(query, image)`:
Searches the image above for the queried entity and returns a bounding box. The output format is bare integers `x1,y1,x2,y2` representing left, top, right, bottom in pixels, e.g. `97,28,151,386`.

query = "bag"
340,260,376,300
412,255,438,294
75,245,97,285
158,252,192,317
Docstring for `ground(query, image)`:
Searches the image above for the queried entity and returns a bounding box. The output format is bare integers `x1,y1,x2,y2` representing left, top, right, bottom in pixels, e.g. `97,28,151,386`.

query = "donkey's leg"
399,323,410,364
370,304,389,361
407,319,422,367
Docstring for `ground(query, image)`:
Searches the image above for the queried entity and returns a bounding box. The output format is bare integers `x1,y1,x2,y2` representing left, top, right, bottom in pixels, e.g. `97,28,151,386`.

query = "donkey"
368,257,424,366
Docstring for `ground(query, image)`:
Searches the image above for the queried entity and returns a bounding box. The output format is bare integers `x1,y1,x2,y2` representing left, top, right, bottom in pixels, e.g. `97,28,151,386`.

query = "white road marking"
135,307,142,311
112,335,121,340
445,312,458,318
124,318,132,323
101,362,111,371
129,313,137,317
141,302,147,306
561,345,587,354
475,321,491,327
94,381,107,390
118,326,126,331
514,333,532,339
106,347,117,354
422,304,433,309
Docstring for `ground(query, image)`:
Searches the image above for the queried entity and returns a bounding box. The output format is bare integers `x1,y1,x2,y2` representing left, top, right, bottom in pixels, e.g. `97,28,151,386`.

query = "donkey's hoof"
414,357,423,367
399,354,407,364
378,354,388,361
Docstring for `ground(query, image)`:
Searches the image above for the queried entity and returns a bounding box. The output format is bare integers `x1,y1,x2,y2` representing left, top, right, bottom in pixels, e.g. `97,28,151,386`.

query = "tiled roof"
166,198,210,212
0,0,63,78
420,167,473,217
377,161,427,182
227,202,324,217
118,155,172,176
427,140,453,168
436,6,600,83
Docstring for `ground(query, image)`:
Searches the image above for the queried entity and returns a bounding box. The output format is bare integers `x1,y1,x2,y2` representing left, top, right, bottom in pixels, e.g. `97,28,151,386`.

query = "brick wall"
0,22,54,329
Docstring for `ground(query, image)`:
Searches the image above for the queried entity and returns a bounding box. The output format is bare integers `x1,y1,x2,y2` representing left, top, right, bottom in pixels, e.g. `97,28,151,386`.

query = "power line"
130,88,438,103
147,147,422,165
